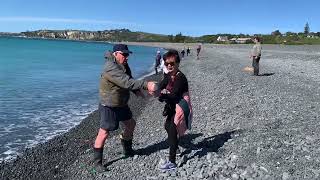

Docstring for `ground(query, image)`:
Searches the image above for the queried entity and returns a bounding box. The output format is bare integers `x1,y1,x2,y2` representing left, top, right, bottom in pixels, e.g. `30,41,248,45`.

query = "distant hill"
20,29,171,42
0,32,22,36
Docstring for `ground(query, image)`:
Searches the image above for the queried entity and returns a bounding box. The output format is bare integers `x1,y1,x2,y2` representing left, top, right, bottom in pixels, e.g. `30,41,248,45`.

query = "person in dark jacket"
186,47,190,56
157,49,189,170
181,49,185,58
93,44,157,172
196,44,201,59
155,50,161,74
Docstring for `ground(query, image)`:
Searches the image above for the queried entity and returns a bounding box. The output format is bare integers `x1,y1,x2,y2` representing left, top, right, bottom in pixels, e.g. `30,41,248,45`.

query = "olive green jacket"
99,57,147,107
251,42,262,57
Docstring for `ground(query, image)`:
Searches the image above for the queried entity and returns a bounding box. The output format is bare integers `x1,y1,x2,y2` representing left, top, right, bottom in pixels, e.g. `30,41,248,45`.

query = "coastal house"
217,36,229,42
230,38,237,43
230,37,252,44
236,38,252,44
307,35,318,38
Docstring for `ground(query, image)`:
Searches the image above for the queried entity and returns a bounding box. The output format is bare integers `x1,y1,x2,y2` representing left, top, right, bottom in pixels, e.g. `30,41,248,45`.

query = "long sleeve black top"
158,70,189,105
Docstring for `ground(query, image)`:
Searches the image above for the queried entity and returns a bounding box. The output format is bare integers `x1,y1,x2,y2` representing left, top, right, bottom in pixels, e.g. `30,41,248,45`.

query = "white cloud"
0,16,136,26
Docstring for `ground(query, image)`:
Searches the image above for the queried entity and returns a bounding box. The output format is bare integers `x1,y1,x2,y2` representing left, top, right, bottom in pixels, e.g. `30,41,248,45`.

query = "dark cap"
113,44,132,54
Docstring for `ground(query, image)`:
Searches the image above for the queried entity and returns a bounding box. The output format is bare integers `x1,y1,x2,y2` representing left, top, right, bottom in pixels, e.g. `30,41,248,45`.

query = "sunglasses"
119,52,129,57
164,61,176,66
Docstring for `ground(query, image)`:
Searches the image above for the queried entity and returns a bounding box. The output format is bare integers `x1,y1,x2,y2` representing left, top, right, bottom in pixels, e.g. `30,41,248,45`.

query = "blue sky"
0,0,319,36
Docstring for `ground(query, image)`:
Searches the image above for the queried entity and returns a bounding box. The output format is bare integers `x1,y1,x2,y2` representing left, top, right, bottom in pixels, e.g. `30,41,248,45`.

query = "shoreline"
0,39,161,163
0,71,162,179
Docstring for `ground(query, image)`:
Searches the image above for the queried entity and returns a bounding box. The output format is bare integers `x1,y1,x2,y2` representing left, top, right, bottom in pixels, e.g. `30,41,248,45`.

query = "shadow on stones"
258,73,275,76
182,130,235,155
178,130,241,167
104,156,126,167
136,129,242,165
135,133,203,156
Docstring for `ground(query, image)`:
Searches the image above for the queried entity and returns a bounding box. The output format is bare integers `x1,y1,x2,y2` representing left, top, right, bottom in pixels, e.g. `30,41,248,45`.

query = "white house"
217,36,229,42
229,37,252,44
236,38,252,44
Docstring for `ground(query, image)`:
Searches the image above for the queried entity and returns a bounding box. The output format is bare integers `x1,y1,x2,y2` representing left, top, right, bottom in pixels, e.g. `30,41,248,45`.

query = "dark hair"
163,49,181,63
254,36,261,42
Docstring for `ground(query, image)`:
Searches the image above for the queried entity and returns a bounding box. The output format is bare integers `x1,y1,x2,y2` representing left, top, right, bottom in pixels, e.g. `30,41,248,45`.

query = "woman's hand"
161,89,170,94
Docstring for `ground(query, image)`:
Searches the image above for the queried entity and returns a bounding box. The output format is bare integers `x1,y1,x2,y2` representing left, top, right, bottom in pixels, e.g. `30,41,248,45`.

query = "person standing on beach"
250,37,262,76
181,49,185,58
155,50,161,74
157,49,190,170
196,44,201,59
93,44,157,172
186,47,190,56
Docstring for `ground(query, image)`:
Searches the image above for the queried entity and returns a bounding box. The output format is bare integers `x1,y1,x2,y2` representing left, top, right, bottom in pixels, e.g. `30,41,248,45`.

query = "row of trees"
168,33,189,43
266,23,320,44
271,23,320,36
17,22,320,44
168,22,320,44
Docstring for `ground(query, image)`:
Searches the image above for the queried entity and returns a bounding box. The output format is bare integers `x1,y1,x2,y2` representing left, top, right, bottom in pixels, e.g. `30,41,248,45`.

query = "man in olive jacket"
250,37,262,76
93,44,157,171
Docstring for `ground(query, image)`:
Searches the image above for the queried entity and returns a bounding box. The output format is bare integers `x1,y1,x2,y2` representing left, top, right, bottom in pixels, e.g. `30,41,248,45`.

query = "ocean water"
0,37,162,162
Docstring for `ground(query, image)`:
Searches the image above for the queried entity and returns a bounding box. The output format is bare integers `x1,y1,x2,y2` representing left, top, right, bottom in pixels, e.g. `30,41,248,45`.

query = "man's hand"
147,81,158,96
147,81,158,92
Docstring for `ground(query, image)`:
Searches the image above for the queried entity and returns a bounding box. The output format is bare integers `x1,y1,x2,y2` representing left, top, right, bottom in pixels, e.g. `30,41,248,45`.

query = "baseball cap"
112,44,132,54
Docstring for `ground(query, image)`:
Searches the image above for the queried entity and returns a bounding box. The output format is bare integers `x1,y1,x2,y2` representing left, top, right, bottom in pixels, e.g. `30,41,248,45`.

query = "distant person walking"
186,47,190,56
155,50,162,74
157,49,191,171
93,44,157,172
196,44,201,59
250,37,262,76
181,49,185,58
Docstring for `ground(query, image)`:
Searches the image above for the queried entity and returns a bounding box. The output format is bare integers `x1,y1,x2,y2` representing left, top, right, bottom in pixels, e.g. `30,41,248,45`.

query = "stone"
282,172,290,180
206,153,212,161
232,173,240,180
256,147,261,154
179,170,187,177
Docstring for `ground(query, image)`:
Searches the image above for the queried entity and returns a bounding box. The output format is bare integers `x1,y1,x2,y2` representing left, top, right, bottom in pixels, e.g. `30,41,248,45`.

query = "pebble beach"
1,43,320,180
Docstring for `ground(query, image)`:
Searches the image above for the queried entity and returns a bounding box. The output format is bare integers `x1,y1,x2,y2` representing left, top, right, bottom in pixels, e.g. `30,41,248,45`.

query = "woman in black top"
158,49,188,170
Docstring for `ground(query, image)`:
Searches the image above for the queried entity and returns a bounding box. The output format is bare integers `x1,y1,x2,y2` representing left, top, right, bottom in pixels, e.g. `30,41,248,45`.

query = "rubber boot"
120,138,134,157
93,148,108,172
